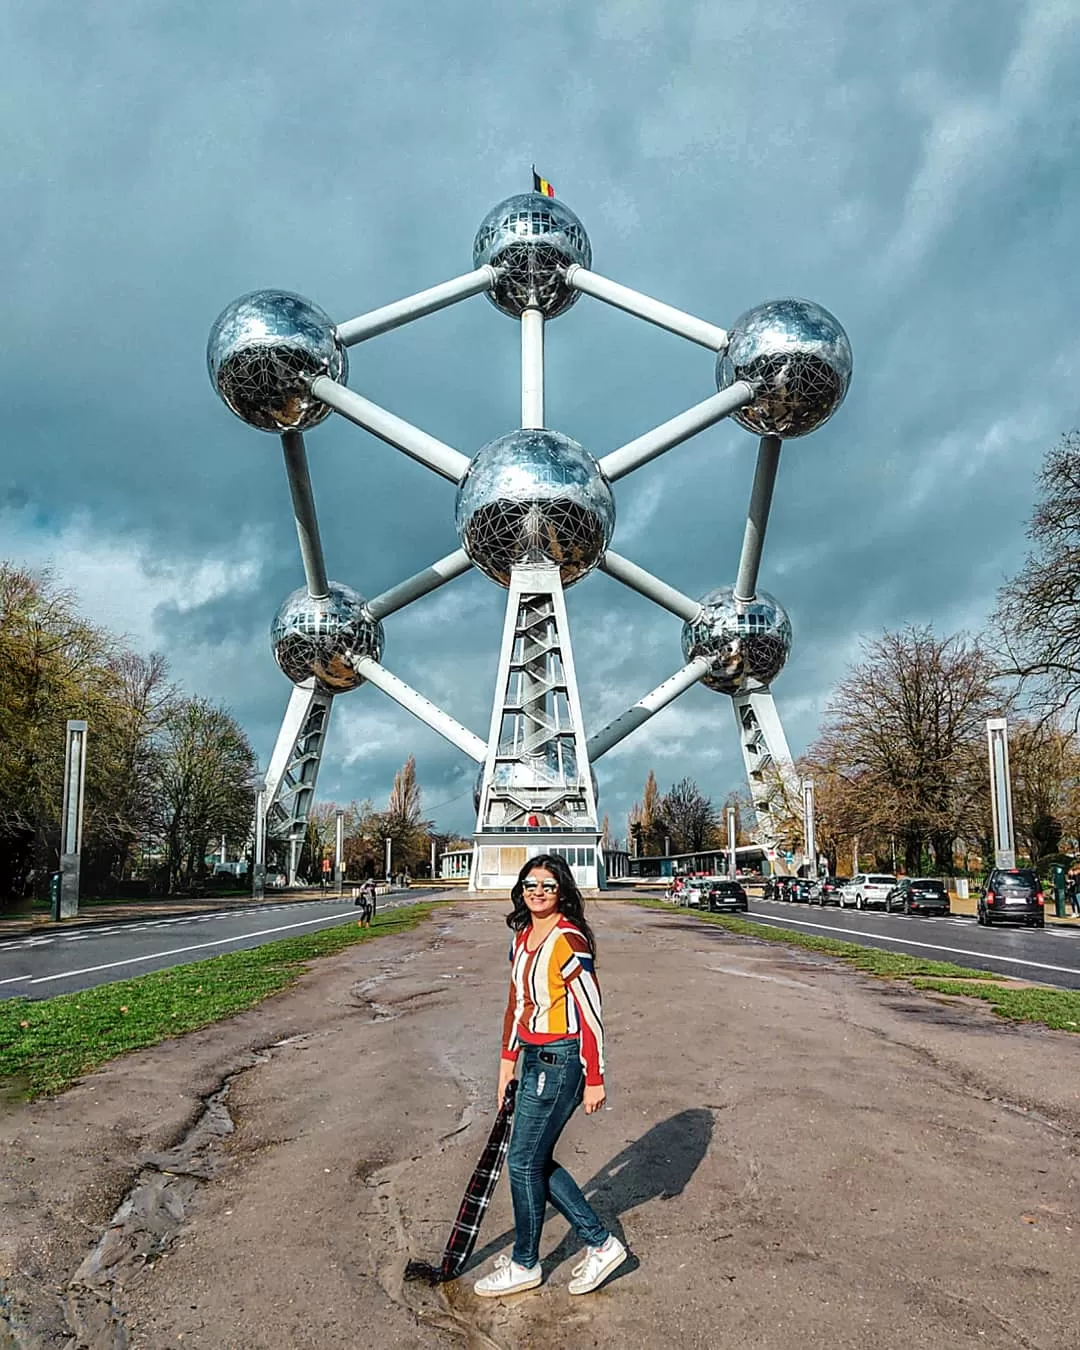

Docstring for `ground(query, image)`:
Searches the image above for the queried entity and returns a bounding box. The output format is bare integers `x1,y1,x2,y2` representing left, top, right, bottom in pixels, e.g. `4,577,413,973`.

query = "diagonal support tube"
365,548,473,621
734,435,782,604
565,266,729,351
353,656,487,762
309,377,471,483
587,656,714,761
599,383,755,482
336,267,496,346
600,551,703,623
281,431,329,598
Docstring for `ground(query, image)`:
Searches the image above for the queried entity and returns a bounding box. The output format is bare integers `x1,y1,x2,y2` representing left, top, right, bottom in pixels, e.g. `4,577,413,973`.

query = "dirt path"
2,901,1079,1349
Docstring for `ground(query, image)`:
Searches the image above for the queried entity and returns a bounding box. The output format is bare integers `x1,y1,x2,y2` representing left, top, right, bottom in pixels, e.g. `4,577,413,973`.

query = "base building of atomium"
208,188,851,891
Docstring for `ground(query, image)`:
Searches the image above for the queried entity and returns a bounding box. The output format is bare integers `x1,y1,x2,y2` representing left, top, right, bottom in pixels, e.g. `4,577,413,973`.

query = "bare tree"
808,627,1001,874
661,777,718,854
995,431,1080,723
154,698,257,892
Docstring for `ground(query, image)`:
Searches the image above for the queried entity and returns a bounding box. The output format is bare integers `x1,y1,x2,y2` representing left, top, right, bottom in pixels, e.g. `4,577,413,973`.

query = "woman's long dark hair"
506,853,597,959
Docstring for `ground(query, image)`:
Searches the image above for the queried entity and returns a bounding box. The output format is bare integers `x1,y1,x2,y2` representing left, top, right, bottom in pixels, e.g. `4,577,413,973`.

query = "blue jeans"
508,1039,609,1268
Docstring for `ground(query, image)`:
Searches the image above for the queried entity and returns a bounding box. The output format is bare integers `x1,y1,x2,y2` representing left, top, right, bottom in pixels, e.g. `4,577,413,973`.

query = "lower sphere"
682,587,792,694
271,582,383,692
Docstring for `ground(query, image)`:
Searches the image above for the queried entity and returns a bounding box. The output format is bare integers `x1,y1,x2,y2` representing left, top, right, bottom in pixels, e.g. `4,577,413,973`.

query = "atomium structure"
208,188,851,890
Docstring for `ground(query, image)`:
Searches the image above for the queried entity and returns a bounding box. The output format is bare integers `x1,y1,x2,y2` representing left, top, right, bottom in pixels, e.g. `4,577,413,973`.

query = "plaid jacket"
405,1079,518,1285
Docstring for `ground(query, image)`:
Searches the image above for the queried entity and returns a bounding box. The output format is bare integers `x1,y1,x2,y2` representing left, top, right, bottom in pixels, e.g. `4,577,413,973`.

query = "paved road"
0,891,440,1002
740,894,1080,989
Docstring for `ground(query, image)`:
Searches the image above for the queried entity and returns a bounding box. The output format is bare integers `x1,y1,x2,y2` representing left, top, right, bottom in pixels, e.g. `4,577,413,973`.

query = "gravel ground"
2,899,1078,1349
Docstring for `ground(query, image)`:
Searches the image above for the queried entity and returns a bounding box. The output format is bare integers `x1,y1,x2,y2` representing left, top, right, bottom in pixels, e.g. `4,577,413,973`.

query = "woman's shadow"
464,1107,713,1283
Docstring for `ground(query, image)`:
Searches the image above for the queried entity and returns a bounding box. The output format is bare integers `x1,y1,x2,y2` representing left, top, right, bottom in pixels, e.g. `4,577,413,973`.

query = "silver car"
840,873,897,910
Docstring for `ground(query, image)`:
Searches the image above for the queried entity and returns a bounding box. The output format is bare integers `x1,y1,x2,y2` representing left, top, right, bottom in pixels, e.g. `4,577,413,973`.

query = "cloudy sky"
3,0,1079,842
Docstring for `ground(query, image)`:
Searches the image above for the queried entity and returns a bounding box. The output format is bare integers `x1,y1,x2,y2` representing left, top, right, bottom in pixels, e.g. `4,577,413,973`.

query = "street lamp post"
335,809,345,896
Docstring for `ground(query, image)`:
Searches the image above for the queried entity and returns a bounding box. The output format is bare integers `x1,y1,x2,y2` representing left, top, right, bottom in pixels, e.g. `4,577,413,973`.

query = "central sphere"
473,193,592,319
208,290,347,433
682,587,792,694
716,298,851,439
271,582,384,693
456,429,615,588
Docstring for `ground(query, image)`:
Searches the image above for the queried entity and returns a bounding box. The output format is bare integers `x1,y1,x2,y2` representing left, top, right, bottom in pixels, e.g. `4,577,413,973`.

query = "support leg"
263,680,334,885
731,688,799,861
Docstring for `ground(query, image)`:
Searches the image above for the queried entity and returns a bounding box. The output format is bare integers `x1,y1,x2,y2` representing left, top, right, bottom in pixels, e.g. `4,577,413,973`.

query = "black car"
706,880,749,912
788,878,816,903
810,876,848,906
885,878,950,915
978,868,1045,928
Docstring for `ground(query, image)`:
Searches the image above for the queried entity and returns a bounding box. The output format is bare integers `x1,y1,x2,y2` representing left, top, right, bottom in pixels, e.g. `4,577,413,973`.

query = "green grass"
0,902,440,1099
910,979,1080,1032
632,899,999,980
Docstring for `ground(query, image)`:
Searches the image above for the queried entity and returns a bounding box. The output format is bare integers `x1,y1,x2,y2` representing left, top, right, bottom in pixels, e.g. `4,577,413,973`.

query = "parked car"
772,876,797,901
978,868,1045,928
788,878,817,903
267,872,288,890
886,878,950,915
840,873,897,910
706,879,749,913
810,876,848,906
681,878,708,908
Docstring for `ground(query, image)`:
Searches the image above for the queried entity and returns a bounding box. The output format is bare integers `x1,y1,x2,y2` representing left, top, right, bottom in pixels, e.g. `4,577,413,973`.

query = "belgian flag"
532,168,555,198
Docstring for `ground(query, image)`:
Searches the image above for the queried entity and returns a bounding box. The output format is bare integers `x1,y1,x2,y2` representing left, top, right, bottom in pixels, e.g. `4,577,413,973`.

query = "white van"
840,874,896,910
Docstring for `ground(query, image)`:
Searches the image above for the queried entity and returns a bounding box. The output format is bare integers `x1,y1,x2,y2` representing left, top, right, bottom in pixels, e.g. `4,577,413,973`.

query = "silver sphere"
271,582,384,693
682,587,792,694
208,290,347,433
717,299,851,438
456,428,614,588
473,193,592,319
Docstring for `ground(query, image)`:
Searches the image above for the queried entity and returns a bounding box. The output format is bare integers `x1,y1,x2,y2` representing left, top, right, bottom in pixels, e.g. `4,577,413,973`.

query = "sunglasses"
522,879,559,894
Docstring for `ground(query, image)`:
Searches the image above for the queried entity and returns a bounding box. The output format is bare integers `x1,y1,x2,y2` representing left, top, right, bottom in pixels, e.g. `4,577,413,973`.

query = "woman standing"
473,854,627,1298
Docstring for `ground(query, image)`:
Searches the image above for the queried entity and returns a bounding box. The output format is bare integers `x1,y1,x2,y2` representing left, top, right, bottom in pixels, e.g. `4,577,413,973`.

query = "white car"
840,873,897,910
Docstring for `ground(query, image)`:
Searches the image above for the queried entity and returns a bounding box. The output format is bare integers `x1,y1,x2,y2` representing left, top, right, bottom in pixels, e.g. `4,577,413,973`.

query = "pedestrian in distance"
356,878,376,929
473,853,627,1300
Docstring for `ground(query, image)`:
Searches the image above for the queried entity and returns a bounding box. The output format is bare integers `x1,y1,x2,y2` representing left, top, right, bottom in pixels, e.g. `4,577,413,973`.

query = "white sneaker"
567,1235,627,1294
473,1253,542,1298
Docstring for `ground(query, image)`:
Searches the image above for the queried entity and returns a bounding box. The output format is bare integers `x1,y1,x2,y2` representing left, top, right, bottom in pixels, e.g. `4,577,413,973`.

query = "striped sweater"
501,918,605,1086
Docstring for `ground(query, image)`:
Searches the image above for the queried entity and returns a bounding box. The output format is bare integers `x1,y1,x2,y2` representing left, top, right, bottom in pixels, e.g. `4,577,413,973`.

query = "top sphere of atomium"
271,582,384,693
473,193,592,319
207,290,347,433
682,586,792,694
717,298,851,439
456,428,615,588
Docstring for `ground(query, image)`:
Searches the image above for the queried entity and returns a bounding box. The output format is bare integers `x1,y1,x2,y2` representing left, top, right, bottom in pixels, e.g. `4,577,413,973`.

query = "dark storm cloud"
2,0,1078,839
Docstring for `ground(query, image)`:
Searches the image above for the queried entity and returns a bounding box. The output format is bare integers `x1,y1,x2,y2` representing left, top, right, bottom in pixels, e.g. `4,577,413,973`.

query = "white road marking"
744,910,1080,979
21,910,376,987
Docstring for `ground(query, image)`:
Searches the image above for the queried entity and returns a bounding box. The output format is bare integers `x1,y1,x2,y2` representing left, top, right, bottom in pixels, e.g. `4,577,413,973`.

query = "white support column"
521,308,544,428
986,718,1016,868
599,551,702,622
58,719,88,919
353,656,487,762
731,688,799,858
309,378,471,483
802,779,816,879
281,430,330,598
599,383,755,482
727,805,737,879
366,549,473,621
734,435,782,605
587,657,713,761
263,681,334,886
336,266,496,346
564,266,729,351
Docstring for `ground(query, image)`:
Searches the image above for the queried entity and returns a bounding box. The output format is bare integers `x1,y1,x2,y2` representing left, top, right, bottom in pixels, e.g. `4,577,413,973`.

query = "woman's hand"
497,1059,516,1109
583,1083,606,1115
